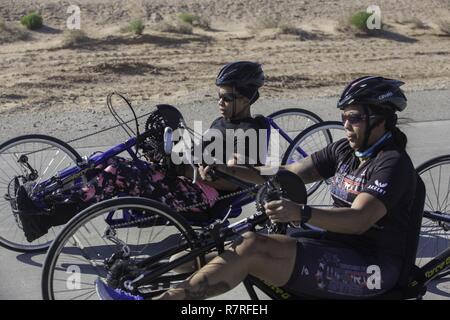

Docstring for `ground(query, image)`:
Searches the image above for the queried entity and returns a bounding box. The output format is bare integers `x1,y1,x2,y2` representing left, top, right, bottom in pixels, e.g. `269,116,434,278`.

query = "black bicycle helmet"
338,76,407,154
337,76,407,112
216,61,265,89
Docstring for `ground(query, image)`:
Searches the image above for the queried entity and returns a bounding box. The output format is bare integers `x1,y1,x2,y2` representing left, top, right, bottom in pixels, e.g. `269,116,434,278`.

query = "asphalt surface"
0,89,449,300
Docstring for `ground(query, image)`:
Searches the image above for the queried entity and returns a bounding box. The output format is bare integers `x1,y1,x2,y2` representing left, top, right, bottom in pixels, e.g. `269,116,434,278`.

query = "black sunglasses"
218,92,241,103
341,114,380,125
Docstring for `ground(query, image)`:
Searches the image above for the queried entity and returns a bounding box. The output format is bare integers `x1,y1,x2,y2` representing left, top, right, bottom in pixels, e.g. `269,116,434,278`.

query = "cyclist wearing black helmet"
215,60,264,120
198,61,267,173
99,76,421,300
17,61,268,242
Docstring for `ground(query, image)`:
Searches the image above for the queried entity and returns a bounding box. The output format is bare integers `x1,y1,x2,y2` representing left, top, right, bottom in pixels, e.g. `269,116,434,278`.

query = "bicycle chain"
108,183,262,230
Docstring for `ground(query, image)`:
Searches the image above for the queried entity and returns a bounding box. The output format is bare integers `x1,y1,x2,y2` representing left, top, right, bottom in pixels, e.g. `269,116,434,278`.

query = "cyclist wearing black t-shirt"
96,76,419,300
17,61,268,242
195,61,268,191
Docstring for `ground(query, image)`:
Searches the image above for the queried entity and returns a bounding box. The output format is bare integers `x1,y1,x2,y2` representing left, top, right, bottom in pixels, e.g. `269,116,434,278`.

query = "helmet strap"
229,86,252,121
357,105,388,158
231,87,236,120
361,105,371,151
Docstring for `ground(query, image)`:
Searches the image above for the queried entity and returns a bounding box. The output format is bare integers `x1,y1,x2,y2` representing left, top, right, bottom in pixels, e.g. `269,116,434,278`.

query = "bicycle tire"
0,134,82,252
42,197,202,300
415,154,450,276
267,108,323,165
282,121,344,201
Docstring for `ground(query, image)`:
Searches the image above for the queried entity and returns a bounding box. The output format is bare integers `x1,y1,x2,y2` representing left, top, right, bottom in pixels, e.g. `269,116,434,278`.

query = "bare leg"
155,231,298,300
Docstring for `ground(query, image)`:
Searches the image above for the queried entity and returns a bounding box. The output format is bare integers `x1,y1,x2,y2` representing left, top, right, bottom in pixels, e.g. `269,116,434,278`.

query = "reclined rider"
98,76,423,300
16,61,269,243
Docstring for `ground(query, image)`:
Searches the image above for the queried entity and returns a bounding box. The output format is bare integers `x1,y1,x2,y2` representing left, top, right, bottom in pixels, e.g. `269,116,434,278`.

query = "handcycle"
40,166,450,300
0,93,329,252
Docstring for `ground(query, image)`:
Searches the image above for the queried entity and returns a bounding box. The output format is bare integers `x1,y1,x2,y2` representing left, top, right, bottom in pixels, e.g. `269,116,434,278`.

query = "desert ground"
0,0,449,120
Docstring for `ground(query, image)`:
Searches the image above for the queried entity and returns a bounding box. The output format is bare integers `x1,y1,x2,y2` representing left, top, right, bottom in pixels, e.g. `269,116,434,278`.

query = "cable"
65,98,154,145
106,92,136,138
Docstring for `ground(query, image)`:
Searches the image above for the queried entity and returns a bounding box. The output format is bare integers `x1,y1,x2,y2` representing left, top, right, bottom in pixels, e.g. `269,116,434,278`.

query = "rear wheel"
283,121,345,204
415,155,450,277
0,134,82,252
42,197,202,300
267,108,323,165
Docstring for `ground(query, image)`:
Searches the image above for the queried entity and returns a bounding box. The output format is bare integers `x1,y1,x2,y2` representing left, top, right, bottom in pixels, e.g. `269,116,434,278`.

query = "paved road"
0,90,449,300
1,89,450,148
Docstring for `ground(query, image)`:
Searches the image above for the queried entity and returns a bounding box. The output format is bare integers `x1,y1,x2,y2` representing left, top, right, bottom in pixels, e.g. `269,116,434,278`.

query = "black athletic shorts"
282,237,402,299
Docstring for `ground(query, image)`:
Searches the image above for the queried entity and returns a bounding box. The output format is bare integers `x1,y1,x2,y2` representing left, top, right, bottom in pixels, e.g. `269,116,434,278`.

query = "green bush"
129,19,145,35
20,12,43,30
350,11,372,31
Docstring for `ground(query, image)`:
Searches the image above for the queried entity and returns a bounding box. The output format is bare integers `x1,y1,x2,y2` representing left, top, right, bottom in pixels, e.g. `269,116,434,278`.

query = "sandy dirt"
0,0,449,117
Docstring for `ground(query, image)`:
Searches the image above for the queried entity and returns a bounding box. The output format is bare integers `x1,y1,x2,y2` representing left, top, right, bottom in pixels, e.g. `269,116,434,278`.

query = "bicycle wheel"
416,154,450,273
0,134,82,252
283,121,345,206
42,197,202,300
267,108,323,165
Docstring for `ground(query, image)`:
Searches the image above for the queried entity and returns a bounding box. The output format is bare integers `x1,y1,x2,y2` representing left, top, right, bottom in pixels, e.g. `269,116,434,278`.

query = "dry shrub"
247,16,281,34
438,19,450,35
0,20,30,44
154,21,193,34
61,30,91,48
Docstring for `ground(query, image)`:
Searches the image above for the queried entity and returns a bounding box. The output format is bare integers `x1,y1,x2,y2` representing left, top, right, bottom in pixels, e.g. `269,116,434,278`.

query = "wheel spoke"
0,136,79,252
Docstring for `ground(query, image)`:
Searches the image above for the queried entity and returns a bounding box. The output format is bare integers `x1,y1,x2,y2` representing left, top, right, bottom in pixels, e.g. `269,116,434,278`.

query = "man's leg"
155,231,298,300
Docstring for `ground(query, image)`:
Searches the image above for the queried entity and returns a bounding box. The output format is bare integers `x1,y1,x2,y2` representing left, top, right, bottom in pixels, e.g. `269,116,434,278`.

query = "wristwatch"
300,204,312,224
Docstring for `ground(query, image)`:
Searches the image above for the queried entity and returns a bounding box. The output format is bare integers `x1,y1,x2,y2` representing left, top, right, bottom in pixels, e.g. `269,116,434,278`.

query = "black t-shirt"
202,116,268,166
311,138,417,259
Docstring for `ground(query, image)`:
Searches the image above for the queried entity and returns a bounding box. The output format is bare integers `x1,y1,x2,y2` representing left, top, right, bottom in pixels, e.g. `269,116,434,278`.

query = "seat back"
397,174,426,287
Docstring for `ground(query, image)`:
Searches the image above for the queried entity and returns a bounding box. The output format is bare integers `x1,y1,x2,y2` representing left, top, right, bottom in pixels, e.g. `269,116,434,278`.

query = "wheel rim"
44,201,199,300
284,122,346,206
268,109,322,166
0,137,80,251
416,157,450,268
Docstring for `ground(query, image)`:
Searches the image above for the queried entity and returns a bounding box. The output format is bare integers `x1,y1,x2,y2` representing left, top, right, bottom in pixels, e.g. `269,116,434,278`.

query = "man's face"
217,86,250,120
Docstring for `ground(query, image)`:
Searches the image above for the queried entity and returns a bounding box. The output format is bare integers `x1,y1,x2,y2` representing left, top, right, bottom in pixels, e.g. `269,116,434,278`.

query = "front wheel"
42,197,202,300
0,134,82,252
